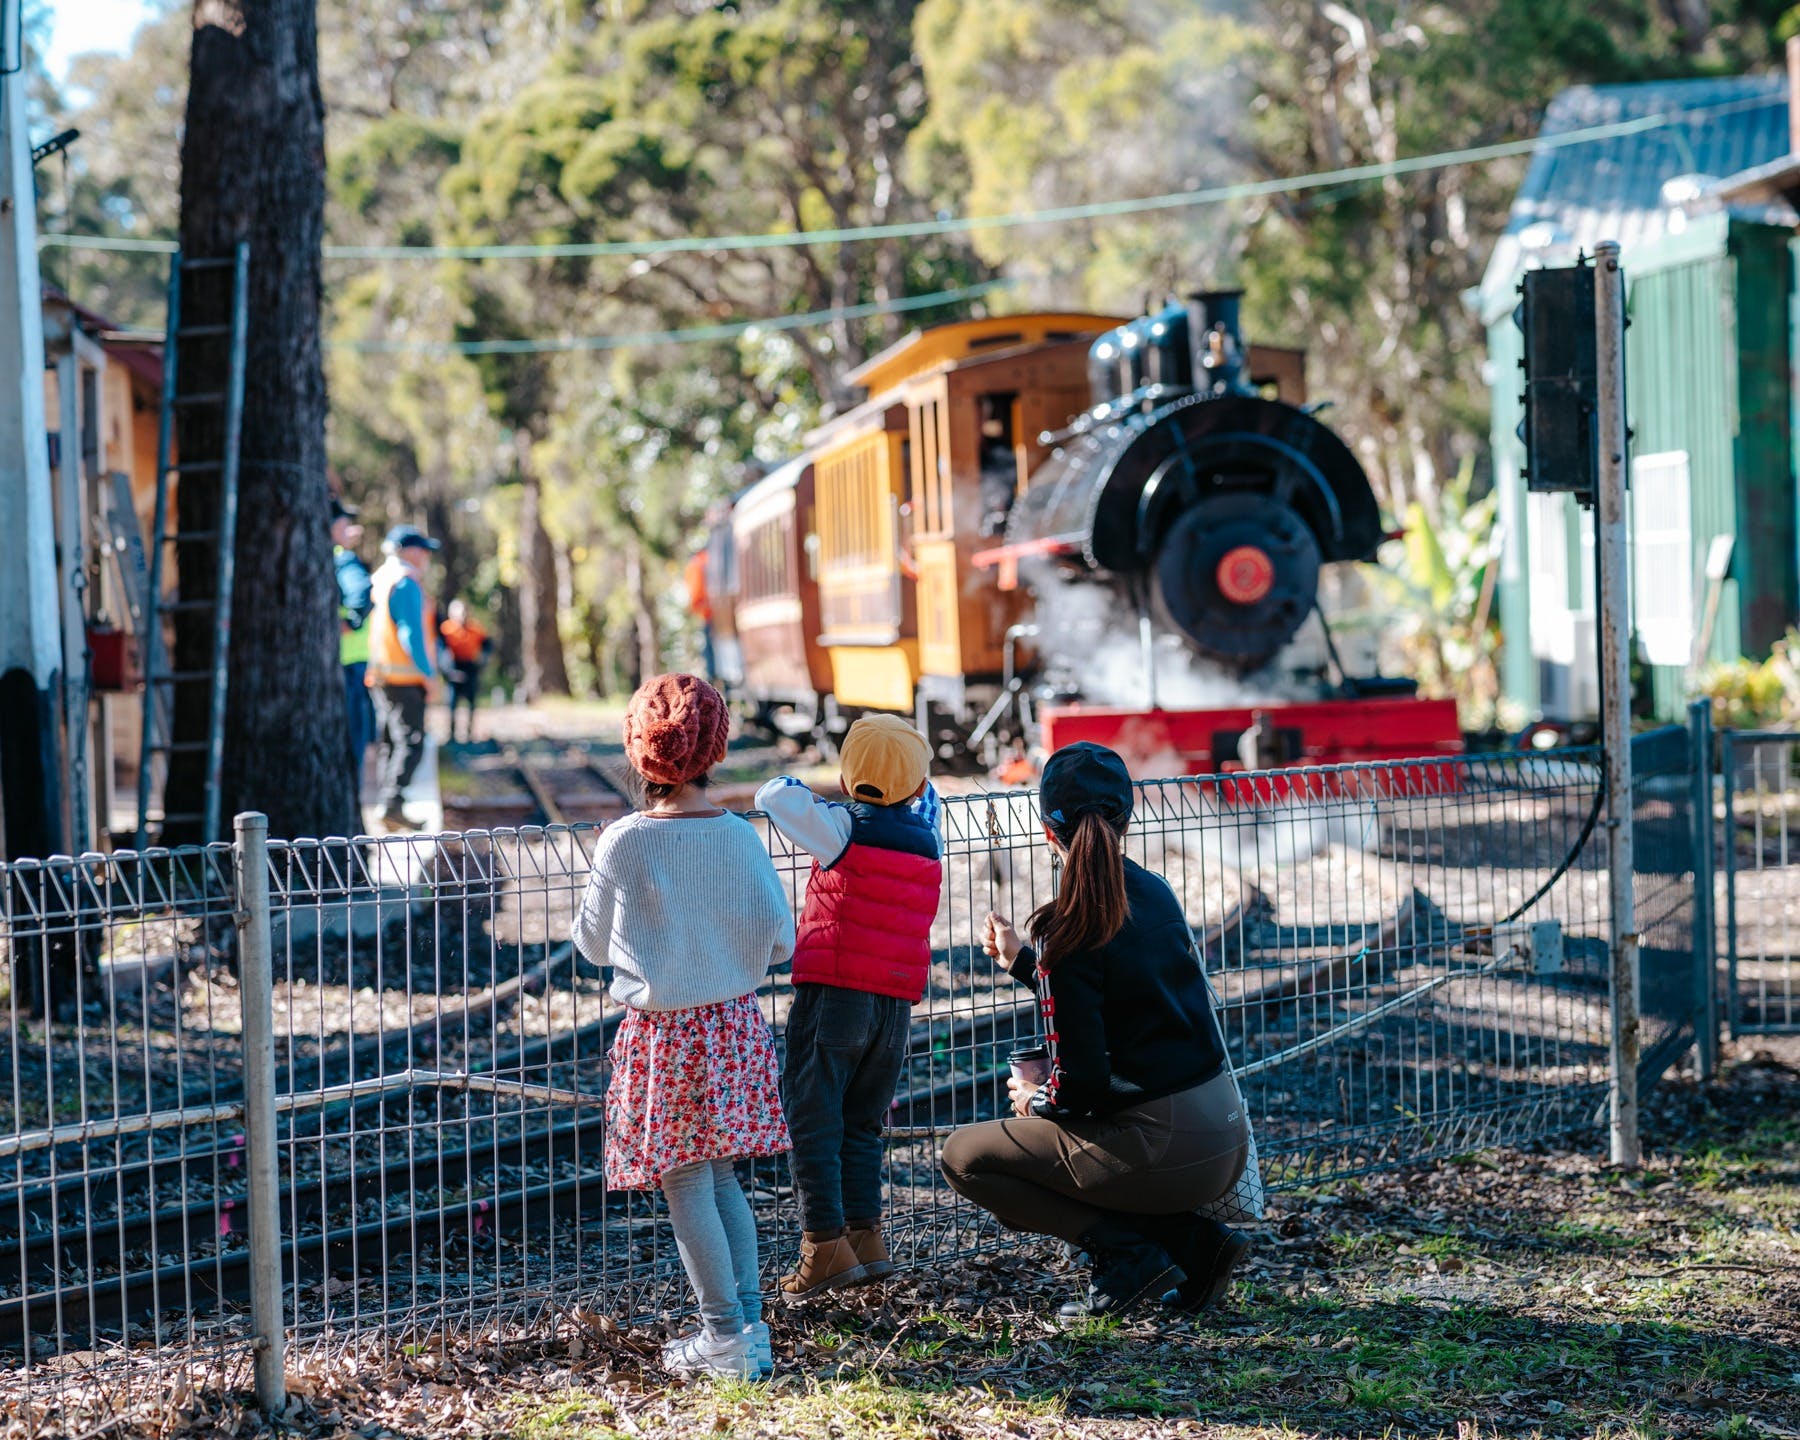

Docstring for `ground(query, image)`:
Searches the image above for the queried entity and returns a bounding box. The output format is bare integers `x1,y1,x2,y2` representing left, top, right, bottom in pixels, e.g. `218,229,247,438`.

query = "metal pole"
54,351,92,854
0,66,68,869
1722,730,1740,1041
1689,698,1717,1081
1594,239,1640,1167
233,811,286,1413
1138,602,1159,711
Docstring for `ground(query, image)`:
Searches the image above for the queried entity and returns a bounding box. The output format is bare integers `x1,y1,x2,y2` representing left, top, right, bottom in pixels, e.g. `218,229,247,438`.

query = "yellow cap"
840,715,931,805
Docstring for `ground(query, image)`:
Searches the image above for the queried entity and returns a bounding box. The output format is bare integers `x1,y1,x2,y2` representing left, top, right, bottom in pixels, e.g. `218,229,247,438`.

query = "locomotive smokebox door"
1153,492,1322,666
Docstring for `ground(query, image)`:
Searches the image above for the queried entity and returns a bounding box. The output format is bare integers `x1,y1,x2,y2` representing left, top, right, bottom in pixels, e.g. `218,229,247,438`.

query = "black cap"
383,524,440,553
1039,741,1134,840
330,497,359,522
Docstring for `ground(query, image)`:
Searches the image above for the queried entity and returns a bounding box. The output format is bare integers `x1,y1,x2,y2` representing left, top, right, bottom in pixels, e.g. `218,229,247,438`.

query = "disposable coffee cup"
1009,1045,1051,1087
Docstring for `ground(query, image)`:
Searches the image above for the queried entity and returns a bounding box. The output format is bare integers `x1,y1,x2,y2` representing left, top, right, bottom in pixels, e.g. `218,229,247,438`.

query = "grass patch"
686,1373,1063,1439
500,1390,627,1440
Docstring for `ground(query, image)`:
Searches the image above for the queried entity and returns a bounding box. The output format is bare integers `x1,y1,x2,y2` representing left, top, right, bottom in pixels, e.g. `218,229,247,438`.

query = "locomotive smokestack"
1186,290,1246,395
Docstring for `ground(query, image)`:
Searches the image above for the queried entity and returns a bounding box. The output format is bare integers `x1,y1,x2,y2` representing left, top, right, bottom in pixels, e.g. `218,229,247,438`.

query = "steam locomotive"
706,294,1461,777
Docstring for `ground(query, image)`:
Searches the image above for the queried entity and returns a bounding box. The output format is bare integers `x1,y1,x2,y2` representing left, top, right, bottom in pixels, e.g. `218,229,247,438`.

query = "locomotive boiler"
990,293,1381,668
972,292,1460,774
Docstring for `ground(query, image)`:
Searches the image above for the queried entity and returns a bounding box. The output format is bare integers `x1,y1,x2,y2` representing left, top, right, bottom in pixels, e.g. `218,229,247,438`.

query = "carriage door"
911,386,965,680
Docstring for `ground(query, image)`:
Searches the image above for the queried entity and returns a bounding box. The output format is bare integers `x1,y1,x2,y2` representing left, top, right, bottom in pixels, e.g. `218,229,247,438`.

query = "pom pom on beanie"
623,673,729,787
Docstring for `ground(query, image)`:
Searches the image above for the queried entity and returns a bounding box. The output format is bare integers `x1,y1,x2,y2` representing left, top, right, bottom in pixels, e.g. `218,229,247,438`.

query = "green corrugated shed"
1483,75,1797,724
1491,218,1795,721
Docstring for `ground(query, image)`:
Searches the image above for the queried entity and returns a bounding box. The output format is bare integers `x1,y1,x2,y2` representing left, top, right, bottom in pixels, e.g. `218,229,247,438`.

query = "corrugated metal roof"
1477,75,1790,321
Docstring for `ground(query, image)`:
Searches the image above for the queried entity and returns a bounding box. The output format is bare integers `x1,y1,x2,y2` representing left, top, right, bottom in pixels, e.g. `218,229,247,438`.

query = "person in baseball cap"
1037,740,1134,844
365,522,442,831
948,737,1252,1325
382,524,440,555
753,713,942,1301
329,497,374,806
838,714,932,806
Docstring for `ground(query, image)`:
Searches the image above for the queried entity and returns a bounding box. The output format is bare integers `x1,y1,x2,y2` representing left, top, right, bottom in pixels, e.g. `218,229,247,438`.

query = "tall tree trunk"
623,541,661,688
168,0,348,843
630,547,666,691
515,455,570,701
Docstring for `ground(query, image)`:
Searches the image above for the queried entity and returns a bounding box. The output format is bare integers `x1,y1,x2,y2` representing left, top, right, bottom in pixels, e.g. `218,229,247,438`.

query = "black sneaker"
1056,1217,1179,1326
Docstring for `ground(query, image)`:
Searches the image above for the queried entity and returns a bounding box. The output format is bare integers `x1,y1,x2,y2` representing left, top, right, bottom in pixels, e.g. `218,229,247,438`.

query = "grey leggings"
661,1159,762,1333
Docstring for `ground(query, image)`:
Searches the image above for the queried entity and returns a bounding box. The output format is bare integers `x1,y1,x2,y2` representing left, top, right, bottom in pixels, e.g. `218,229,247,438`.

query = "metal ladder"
135,243,250,848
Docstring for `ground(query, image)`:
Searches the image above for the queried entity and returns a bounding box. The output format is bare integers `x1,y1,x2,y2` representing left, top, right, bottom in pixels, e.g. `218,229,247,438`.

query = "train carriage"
729,457,832,737
807,314,1121,753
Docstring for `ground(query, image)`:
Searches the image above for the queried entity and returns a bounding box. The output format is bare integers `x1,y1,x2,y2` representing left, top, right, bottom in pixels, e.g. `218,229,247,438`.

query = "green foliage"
51,0,1800,697
1361,461,1508,730
1695,633,1800,729
914,0,1794,525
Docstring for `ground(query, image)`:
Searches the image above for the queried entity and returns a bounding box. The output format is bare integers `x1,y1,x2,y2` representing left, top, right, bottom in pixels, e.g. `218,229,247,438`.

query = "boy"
755,715,943,1301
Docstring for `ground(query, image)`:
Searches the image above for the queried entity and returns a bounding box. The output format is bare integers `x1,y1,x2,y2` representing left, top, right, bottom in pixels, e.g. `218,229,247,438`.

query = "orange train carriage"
719,298,1463,779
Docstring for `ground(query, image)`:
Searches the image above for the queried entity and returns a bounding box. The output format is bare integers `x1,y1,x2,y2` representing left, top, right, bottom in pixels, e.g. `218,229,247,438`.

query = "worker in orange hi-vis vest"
437,599,494,746
366,525,442,832
685,549,716,682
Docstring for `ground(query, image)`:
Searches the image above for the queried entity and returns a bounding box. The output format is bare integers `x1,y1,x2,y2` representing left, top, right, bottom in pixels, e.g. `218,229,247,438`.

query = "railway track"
0,975,1034,1346
0,1110,618,1340
441,737,792,829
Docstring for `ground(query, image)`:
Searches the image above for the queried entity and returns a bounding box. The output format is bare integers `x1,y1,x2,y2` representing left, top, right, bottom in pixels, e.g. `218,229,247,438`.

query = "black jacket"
1005,857,1227,1120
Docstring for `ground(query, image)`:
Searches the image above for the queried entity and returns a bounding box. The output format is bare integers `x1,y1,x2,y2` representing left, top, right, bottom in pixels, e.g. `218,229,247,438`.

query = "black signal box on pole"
1515,259,1600,503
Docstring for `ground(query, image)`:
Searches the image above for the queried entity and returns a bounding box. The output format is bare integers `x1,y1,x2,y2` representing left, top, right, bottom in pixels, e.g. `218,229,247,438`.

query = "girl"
574,674,794,1379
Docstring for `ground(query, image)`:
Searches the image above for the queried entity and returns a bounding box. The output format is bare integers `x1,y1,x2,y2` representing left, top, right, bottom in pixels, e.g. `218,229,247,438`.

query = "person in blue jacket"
331,499,375,804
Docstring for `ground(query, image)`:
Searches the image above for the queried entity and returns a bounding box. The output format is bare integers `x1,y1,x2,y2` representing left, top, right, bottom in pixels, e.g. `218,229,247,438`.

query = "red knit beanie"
623,673,729,787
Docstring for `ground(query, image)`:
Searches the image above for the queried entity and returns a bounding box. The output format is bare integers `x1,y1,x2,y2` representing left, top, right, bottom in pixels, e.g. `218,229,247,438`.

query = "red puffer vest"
792,801,942,1002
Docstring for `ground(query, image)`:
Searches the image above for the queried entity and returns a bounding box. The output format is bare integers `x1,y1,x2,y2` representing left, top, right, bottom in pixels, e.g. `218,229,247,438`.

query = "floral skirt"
604,994,791,1190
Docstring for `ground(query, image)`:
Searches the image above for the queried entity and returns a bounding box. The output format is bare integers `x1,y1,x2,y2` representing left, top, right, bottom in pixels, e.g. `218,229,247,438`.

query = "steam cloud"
1024,571,1291,710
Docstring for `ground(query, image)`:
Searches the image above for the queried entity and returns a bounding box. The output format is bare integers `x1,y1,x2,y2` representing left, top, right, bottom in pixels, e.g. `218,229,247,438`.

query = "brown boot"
778,1229,868,1304
846,1222,895,1281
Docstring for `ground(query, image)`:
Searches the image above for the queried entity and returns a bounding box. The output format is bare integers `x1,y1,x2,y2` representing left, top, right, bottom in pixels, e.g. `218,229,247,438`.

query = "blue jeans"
343,662,374,800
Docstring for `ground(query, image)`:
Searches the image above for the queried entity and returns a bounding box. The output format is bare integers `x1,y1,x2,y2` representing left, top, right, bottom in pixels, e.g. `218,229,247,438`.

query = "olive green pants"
939,1070,1248,1244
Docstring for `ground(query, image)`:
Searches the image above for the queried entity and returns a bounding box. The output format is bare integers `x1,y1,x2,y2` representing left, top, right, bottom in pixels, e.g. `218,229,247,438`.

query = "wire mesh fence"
0,844,249,1421
2,739,1703,1430
1721,729,1800,1036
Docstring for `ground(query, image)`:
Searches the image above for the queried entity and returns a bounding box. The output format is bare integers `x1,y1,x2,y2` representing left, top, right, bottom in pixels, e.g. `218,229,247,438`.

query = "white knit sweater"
572,811,796,1012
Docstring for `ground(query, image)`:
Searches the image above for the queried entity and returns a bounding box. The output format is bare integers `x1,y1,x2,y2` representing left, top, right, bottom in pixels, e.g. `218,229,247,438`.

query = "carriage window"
977,392,1018,538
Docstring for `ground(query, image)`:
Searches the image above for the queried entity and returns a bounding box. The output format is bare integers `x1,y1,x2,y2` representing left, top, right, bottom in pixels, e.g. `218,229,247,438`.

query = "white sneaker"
662,1325,760,1380
744,1320,772,1376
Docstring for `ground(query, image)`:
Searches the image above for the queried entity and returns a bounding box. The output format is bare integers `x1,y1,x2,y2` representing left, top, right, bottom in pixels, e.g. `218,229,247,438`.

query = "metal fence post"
1721,730,1739,1041
233,811,285,1414
1593,238,1640,1167
1689,701,1718,1080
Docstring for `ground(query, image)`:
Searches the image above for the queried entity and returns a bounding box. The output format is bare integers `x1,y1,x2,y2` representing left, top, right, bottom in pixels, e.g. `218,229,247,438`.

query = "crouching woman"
940,742,1252,1323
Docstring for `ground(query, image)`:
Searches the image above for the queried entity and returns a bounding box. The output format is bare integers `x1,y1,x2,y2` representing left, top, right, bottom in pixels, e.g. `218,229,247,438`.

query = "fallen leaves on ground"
6,1045,1797,1440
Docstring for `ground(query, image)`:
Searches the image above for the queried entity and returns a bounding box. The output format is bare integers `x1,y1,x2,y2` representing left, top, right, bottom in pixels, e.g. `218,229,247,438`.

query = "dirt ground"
18,1039,1792,1440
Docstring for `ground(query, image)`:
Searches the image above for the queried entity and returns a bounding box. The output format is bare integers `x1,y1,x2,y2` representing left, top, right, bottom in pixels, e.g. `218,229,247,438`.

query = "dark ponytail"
1027,810,1129,969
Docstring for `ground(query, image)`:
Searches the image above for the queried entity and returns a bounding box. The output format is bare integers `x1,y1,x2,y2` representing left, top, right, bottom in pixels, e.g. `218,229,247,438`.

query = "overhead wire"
38,89,1782,355
36,89,1783,264
334,278,1015,355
